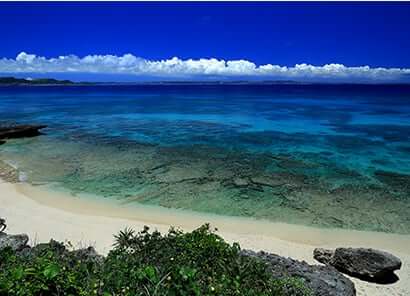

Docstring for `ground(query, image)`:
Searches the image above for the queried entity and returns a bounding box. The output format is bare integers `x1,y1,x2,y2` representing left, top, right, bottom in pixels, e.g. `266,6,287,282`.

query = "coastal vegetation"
0,77,73,85
0,224,312,296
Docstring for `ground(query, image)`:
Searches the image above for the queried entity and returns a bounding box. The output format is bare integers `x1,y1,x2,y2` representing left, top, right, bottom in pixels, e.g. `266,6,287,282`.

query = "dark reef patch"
324,134,383,151
374,170,410,196
328,123,410,142
397,145,410,154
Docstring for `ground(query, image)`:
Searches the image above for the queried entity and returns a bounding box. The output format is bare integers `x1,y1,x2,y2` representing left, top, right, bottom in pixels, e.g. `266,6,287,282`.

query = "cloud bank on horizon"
1,52,410,82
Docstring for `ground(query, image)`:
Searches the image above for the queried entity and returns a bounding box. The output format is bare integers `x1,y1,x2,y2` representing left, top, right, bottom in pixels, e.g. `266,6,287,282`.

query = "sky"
1,2,410,82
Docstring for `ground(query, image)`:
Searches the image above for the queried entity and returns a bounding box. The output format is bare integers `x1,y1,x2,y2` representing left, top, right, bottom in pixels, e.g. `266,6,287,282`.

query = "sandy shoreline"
1,179,409,295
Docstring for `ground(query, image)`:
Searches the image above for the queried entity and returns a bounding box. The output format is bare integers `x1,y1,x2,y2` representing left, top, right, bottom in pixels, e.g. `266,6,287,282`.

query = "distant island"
0,77,74,85
1,76,410,86
0,77,305,86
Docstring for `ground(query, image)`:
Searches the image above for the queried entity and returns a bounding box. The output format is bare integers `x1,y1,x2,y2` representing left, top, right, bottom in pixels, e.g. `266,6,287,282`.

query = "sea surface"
1,84,410,233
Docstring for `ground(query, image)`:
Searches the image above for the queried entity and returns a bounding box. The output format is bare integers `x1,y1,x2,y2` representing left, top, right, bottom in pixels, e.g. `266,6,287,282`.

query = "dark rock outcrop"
0,218,6,233
242,249,356,296
22,239,67,257
0,232,29,252
18,239,104,265
313,248,333,264
0,124,47,140
70,246,104,264
314,248,402,284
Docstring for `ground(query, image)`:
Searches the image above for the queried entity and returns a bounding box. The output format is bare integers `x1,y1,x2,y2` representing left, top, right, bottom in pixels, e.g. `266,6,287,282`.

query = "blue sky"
1,2,410,82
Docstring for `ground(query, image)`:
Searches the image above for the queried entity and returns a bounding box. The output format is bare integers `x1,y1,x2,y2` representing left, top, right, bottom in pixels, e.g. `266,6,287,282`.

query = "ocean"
1,84,409,233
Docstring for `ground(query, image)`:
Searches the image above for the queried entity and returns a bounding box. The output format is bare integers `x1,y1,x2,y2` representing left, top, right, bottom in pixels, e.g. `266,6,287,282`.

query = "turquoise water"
1,84,409,233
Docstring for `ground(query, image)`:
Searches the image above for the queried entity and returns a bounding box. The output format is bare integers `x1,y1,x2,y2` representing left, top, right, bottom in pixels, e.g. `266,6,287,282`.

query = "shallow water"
1,84,410,233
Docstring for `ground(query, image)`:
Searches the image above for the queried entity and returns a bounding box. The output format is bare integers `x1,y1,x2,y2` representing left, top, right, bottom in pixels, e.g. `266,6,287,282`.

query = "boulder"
314,248,402,283
0,124,47,140
242,249,356,296
0,232,29,252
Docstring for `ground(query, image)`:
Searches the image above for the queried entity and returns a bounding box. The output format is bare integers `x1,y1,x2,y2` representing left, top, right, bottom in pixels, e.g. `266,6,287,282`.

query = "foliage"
0,224,312,296
0,76,73,85
0,242,100,296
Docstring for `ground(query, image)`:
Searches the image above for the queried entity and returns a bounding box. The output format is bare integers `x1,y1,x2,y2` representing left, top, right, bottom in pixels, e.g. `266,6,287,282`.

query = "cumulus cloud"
1,52,409,82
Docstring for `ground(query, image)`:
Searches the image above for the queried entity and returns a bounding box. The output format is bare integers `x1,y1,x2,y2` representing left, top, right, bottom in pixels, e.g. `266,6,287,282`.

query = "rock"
242,249,356,296
0,218,6,233
71,246,104,264
0,232,29,252
0,161,19,183
25,239,66,257
314,247,402,283
250,175,285,188
313,248,334,265
21,240,103,264
0,124,47,140
233,177,249,187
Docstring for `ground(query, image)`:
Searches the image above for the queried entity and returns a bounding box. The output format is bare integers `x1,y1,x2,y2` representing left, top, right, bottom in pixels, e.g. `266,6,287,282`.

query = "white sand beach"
1,179,409,296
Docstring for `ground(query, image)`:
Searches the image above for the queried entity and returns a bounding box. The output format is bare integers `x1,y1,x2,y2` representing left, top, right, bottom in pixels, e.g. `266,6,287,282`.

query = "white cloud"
15,52,37,64
1,52,410,82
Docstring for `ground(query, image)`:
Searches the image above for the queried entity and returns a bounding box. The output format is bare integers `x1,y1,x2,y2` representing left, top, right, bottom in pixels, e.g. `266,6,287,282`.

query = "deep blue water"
1,84,410,232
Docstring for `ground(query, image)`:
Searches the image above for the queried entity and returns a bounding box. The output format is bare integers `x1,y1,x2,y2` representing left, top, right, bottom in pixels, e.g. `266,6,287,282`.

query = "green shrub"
0,224,312,296
0,244,99,296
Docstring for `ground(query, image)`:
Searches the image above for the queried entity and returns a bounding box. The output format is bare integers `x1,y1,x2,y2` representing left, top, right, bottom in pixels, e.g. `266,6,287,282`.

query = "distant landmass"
1,76,409,86
0,77,74,85
0,77,303,86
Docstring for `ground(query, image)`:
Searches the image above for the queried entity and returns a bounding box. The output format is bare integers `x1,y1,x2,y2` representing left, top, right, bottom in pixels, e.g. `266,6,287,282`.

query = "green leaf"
144,266,157,282
43,263,60,280
12,267,24,280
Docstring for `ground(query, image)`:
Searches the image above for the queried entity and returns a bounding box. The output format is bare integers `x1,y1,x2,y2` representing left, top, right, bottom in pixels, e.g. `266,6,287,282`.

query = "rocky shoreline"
0,217,403,296
0,124,47,143
0,160,19,183
0,124,47,181
314,248,402,284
